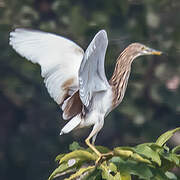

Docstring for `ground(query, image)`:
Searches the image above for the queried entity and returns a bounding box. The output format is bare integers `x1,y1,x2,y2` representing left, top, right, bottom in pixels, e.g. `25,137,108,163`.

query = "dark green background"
0,0,180,179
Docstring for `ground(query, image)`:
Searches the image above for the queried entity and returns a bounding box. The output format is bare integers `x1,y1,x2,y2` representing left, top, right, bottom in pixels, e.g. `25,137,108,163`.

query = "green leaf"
128,163,153,179
86,145,111,154
65,166,95,180
114,146,136,152
150,168,169,180
95,146,111,153
164,144,170,153
165,171,177,180
120,173,131,180
113,147,134,157
48,162,71,180
99,164,114,180
113,147,151,164
60,150,96,164
139,143,163,152
55,153,65,162
156,127,180,146
114,172,122,180
69,141,83,151
172,145,180,154
131,153,151,164
170,154,180,166
110,156,123,164
111,158,153,179
82,168,102,180
160,158,175,172
161,152,180,166
109,162,117,173
135,144,161,166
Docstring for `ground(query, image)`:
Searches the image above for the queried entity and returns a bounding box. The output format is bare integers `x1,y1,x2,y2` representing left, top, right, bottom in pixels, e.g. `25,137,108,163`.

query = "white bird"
9,28,162,163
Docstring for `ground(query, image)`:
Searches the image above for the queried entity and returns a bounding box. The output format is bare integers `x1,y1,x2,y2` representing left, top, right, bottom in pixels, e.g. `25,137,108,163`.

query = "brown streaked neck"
109,46,137,108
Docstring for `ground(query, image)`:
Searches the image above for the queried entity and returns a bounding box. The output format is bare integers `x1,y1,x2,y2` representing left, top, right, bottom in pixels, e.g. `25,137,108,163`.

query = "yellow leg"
85,137,101,157
85,137,113,165
85,123,113,164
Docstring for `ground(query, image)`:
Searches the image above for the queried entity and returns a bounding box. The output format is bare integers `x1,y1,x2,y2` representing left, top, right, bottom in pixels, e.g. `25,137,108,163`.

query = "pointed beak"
148,48,162,55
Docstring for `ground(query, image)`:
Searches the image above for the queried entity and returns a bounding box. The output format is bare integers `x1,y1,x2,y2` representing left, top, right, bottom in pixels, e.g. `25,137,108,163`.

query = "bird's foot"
85,138,114,165
95,151,113,165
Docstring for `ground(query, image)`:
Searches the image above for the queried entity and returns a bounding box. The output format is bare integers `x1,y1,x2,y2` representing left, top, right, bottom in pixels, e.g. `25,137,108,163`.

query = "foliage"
49,128,180,180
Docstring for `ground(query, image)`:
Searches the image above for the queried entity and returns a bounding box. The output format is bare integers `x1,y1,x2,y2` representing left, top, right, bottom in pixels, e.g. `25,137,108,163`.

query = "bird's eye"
141,46,146,50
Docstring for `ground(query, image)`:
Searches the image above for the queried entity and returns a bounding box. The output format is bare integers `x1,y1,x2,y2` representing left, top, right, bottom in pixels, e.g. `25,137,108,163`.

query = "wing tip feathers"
97,29,107,40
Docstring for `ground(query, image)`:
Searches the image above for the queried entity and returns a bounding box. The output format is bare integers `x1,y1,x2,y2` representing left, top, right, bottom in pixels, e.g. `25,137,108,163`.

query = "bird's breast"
91,88,113,116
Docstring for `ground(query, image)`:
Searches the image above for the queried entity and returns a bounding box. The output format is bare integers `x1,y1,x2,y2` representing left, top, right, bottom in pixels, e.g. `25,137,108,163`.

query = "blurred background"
0,0,180,179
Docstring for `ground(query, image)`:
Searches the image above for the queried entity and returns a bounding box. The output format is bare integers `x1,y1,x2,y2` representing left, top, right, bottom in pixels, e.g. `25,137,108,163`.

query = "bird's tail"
60,114,81,135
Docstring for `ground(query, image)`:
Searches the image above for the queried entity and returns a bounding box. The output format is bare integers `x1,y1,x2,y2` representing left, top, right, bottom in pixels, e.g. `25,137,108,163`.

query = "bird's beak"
148,48,162,55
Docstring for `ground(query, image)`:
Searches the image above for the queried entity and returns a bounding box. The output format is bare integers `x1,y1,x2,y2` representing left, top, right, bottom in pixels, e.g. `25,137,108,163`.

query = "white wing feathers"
79,30,110,107
9,28,84,105
9,28,109,111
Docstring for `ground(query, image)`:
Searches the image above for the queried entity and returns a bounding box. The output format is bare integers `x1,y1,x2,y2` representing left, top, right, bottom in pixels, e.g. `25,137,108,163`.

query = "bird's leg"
92,132,113,160
85,137,101,157
92,133,98,146
85,136,104,165
85,122,113,165
85,137,113,164
85,123,103,164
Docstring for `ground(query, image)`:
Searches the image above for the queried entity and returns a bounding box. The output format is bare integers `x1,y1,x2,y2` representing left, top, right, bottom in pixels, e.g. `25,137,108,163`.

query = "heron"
9,29,162,163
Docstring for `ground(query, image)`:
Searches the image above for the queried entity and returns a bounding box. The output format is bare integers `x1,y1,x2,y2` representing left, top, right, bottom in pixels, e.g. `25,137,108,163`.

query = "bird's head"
128,43,162,59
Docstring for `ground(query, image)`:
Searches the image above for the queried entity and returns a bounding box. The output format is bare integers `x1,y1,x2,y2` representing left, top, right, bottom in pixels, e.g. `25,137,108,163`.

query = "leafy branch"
48,128,180,180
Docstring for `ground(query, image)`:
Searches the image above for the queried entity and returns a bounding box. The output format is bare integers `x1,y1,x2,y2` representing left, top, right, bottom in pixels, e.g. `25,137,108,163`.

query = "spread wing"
79,30,110,107
9,28,84,105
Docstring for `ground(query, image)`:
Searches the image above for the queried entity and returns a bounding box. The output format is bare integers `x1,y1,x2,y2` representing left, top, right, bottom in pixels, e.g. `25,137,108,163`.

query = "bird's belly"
79,89,113,128
92,89,113,115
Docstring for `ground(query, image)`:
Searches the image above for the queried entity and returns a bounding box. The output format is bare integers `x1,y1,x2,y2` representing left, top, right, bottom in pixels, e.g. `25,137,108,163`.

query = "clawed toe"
85,137,113,165
95,152,113,165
